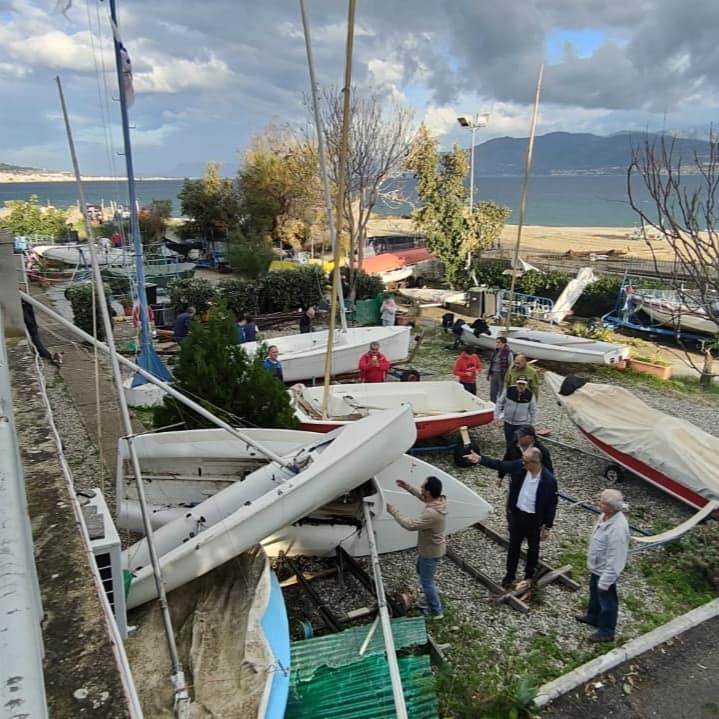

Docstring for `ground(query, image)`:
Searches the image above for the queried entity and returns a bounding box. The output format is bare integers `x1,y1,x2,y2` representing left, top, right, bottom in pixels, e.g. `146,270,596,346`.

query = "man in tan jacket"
387,476,448,619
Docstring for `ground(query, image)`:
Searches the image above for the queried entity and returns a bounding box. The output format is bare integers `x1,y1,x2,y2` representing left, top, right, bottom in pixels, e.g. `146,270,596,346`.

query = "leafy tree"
464,200,511,266
138,199,171,246
178,162,241,242
0,195,68,238
318,88,415,298
628,133,719,384
406,125,468,288
153,305,297,430
226,227,275,280
237,126,323,251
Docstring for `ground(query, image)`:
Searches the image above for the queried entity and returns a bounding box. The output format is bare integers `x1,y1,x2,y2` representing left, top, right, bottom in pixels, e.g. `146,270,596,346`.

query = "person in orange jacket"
453,347,482,395
358,341,390,382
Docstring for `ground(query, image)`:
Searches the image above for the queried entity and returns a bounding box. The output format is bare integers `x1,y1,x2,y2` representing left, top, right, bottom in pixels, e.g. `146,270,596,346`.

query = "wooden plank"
473,522,581,591
284,556,343,632
445,546,530,613
278,567,338,588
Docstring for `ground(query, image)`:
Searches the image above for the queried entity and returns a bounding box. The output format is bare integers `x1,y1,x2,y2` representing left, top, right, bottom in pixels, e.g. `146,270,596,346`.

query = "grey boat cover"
545,372,719,502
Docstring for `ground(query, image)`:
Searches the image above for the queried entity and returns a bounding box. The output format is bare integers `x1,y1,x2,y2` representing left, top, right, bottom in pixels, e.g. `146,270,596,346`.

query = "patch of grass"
639,553,716,616
130,406,155,429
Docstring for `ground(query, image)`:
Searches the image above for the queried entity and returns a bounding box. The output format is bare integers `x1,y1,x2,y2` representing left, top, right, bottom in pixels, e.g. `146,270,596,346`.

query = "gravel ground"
275,326,718,710
35,304,718,713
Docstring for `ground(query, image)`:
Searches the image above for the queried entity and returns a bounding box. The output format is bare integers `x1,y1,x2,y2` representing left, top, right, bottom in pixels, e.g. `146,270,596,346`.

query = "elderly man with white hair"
576,488,630,642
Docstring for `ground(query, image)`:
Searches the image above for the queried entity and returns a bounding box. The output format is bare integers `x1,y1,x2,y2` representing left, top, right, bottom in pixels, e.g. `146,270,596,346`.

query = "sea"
0,174,701,227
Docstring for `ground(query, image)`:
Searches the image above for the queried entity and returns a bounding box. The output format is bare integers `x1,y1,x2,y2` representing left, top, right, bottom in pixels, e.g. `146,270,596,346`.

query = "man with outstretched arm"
387,476,447,619
464,447,558,589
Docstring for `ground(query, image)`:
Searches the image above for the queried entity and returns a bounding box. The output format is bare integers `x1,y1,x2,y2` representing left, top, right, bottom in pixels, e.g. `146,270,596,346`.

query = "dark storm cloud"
1,0,718,175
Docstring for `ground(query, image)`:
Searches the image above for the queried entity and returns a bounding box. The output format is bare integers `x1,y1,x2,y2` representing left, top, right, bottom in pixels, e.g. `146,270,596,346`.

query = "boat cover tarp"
545,372,719,502
125,549,271,718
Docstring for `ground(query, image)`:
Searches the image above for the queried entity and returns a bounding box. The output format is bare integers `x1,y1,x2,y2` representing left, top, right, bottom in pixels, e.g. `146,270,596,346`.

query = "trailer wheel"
400,369,420,382
604,463,624,483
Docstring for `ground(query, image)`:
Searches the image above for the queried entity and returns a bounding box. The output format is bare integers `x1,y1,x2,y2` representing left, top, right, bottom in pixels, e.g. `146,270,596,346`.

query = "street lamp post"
457,112,490,213
457,112,490,268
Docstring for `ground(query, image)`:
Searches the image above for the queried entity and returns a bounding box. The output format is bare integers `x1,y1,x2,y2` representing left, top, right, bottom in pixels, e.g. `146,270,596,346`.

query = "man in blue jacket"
464,447,558,589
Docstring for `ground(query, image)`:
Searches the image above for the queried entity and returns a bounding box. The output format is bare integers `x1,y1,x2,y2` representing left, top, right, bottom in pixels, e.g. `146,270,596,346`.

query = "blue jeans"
587,573,619,638
416,556,442,615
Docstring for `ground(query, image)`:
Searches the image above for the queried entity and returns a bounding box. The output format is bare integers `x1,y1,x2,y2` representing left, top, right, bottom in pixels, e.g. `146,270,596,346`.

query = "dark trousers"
505,510,541,581
27,327,52,360
587,573,619,639
503,422,522,454
460,381,477,395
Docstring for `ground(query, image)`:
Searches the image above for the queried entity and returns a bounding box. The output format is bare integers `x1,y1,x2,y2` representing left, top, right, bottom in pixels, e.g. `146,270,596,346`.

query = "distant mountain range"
2,131,713,181
471,131,711,176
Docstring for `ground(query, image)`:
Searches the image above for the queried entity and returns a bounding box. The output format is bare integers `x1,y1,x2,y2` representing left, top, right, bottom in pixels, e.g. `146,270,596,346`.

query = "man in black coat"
464,446,558,589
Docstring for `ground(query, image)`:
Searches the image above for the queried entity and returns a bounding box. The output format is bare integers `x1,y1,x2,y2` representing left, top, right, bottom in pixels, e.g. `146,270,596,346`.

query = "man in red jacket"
453,348,482,395
358,341,390,382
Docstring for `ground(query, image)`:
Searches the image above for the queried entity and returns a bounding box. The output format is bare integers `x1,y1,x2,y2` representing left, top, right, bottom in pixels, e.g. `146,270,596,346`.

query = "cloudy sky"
1,0,717,177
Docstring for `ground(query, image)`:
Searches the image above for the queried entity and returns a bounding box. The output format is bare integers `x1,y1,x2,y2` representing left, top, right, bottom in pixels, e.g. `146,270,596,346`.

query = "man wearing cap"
504,353,539,398
495,376,537,456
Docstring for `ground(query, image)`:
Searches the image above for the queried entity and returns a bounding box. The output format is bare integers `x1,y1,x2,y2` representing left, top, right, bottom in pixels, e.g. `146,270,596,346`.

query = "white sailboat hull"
636,296,719,335
116,425,492,560
124,406,417,608
290,380,495,440
461,325,629,365
33,243,129,267
399,288,468,306
242,325,412,382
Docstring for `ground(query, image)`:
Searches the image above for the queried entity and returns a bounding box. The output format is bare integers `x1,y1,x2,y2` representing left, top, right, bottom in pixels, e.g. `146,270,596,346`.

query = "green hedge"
65,282,111,341
573,275,622,317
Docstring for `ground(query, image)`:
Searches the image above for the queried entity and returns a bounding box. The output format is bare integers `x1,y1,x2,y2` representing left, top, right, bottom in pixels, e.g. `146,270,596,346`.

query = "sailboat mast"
55,74,189,715
505,64,543,331
299,0,347,331
108,0,170,383
322,0,356,415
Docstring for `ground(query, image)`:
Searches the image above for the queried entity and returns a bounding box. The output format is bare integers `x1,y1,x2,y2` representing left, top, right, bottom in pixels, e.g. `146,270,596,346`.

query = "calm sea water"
0,174,699,227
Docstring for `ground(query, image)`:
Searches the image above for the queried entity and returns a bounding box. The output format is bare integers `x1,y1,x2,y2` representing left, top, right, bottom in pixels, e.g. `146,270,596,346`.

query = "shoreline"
367,216,676,260
0,174,182,183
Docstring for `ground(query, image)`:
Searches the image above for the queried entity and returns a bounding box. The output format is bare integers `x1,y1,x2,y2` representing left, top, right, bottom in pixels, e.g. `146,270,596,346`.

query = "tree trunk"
699,349,714,387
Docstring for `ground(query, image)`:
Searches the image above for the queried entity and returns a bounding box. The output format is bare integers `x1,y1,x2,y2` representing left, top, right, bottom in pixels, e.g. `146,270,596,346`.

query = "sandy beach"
367,216,676,261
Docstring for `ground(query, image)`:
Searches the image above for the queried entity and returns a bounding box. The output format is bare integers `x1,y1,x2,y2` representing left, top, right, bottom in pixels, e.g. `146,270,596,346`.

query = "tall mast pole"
55,74,190,717
299,0,347,332
322,0,355,417
505,64,543,331
108,0,170,385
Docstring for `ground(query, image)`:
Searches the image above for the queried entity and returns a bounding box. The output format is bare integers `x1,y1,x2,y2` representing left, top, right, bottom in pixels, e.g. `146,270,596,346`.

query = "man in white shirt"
464,447,558,589
576,488,630,642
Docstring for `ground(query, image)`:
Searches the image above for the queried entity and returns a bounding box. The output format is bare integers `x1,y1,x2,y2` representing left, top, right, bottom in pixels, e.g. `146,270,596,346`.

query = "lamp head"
457,115,471,128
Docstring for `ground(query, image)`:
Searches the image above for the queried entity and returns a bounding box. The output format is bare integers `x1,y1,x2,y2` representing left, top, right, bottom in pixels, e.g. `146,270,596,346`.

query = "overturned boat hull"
124,406,417,608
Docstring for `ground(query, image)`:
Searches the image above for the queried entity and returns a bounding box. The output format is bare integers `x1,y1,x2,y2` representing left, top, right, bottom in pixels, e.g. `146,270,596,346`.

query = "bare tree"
627,132,719,384
317,88,415,299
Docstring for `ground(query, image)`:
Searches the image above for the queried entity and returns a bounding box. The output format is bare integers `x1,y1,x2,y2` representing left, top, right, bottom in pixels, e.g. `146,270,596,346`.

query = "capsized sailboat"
545,371,719,512
289,380,495,439
115,419,492,561
124,405,418,608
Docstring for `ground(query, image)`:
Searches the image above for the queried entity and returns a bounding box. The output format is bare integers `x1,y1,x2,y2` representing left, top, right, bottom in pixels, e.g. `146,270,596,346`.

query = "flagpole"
108,0,170,385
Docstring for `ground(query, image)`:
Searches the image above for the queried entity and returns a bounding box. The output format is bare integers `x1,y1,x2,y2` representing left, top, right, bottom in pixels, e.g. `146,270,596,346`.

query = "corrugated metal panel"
285,654,437,719
285,617,437,719
290,616,427,681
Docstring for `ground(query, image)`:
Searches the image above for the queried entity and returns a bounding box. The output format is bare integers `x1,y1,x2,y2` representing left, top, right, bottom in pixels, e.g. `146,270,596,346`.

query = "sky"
1,0,718,177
